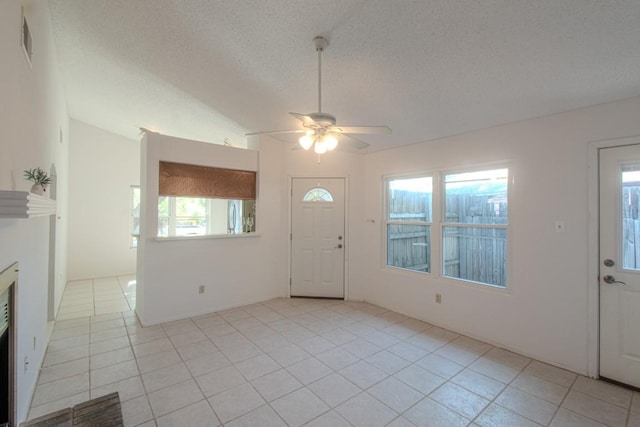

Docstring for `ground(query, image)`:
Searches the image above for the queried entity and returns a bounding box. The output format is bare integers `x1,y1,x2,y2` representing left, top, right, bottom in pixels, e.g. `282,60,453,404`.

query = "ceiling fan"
246,36,391,155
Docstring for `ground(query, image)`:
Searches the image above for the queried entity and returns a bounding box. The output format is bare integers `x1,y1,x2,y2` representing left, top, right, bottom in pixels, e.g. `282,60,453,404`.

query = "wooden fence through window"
388,190,507,287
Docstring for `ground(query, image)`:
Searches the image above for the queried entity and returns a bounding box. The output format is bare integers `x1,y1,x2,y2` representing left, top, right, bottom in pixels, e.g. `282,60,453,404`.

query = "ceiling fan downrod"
313,36,329,114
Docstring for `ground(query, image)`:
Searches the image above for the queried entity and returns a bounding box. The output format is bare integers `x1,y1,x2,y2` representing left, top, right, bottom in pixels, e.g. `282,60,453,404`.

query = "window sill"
384,265,431,278
154,233,261,242
441,275,510,293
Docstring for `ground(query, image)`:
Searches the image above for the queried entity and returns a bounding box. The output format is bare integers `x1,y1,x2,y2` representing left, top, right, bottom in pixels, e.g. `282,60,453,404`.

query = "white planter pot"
30,184,46,196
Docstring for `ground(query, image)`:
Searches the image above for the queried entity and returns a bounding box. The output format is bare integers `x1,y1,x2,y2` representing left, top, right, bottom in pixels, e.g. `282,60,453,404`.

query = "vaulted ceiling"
48,0,640,152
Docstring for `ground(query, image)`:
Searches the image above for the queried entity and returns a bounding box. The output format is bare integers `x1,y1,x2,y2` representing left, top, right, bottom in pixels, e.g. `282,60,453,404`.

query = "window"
442,168,508,287
156,161,257,238
157,197,250,237
130,186,140,247
386,176,433,273
622,165,640,270
158,196,206,237
384,167,510,287
303,187,333,202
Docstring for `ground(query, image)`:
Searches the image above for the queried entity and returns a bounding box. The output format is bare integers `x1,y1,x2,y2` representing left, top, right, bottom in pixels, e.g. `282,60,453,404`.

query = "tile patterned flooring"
56,275,136,320
28,278,639,426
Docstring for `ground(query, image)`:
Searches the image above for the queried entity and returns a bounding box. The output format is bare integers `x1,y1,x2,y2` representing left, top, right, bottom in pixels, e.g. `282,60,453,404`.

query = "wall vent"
21,7,33,68
0,291,8,336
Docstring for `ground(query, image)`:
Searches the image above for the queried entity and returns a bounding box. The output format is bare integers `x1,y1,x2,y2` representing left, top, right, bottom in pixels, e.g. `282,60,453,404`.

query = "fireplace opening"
0,320,8,425
0,263,16,427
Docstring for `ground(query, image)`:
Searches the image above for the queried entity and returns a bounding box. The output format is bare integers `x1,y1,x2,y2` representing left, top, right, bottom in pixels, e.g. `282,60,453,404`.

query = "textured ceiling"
48,0,640,152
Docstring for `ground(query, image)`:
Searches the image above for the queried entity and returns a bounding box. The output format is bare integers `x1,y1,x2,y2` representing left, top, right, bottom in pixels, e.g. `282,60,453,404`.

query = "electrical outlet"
435,293,442,304
198,285,205,294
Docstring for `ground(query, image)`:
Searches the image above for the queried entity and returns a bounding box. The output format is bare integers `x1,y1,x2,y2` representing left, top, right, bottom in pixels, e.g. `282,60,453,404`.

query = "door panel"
623,293,640,356
291,178,345,298
321,208,334,239
301,210,314,238
599,144,640,388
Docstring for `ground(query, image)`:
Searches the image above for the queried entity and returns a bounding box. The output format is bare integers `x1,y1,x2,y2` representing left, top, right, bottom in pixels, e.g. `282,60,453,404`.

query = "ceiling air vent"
21,7,33,68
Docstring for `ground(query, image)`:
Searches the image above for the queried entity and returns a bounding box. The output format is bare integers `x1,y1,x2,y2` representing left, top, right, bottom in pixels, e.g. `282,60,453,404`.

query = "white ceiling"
48,0,640,152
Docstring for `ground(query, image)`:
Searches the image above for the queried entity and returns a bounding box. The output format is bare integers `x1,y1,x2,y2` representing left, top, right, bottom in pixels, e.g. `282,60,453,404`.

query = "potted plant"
24,167,52,196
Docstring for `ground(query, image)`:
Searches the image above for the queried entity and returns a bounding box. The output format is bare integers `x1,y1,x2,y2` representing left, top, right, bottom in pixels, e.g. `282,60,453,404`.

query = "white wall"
137,133,288,325
67,120,139,280
361,95,640,375
137,132,367,324
135,94,640,376
281,145,366,300
0,0,69,422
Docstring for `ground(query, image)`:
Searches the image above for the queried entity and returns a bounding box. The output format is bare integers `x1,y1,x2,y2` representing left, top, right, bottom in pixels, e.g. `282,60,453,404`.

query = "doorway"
290,178,345,298
47,164,57,321
599,143,640,389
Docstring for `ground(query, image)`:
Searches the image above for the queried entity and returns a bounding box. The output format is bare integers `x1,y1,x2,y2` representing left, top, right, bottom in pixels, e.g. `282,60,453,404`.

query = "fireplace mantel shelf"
0,190,56,218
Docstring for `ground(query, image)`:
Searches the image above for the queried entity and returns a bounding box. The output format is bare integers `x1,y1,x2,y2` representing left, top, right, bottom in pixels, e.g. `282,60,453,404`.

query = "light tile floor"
56,275,136,320
28,278,639,426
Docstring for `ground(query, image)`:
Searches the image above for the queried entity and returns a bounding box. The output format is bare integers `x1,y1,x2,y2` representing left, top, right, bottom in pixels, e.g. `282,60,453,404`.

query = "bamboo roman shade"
159,161,256,200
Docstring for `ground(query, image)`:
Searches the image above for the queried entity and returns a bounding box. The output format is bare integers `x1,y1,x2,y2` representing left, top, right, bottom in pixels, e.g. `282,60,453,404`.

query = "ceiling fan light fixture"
325,135,338,151
299,134,314,150
314,139,328,154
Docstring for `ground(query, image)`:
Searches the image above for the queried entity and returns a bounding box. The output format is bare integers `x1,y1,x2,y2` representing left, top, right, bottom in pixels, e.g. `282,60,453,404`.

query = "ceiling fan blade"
330,125,391,135
289,112,317,127
244,129,304,136
340,134,370,150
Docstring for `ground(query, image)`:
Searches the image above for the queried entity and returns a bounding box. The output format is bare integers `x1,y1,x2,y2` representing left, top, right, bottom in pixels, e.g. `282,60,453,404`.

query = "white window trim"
382,164,512,290
159,197,210,238
384,173,435,276
440,165,510,289
130,185,140,248
303,187,334,202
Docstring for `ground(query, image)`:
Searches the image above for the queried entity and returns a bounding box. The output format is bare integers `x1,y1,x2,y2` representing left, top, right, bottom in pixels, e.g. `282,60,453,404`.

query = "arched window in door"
302,187,333,202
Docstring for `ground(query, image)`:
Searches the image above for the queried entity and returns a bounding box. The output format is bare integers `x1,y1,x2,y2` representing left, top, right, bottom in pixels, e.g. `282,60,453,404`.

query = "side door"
599,144,640,388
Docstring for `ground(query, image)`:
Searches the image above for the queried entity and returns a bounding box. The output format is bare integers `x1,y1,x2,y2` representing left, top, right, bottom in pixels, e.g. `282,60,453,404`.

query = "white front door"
291,178,345,298
599,144,640,388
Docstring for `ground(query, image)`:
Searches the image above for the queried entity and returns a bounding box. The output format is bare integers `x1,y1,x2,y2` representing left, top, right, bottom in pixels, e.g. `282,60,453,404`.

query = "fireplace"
0,263,16,427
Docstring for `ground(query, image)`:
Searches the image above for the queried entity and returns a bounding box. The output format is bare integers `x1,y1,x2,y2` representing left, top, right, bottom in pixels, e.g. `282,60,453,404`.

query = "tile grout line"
118,310,154,426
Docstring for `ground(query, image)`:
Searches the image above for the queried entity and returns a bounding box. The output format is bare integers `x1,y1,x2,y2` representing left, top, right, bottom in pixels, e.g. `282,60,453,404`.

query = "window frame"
382,164,512,290
158,196,214,238
620,165,640,271
384,173,434,275
303,187,334,202
157,196,255,238
440,166,510,289
155,161,257,239
130,185,140,248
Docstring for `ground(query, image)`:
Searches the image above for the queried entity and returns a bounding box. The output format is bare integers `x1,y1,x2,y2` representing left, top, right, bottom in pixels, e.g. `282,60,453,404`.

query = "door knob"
603,275,626,285
335,244,343,249
603,259,615,267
